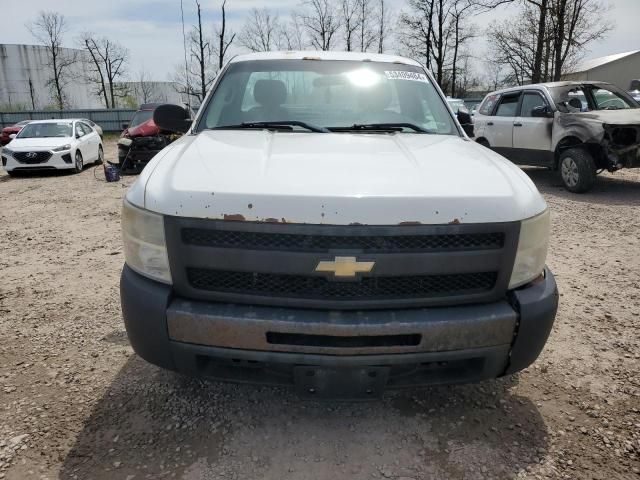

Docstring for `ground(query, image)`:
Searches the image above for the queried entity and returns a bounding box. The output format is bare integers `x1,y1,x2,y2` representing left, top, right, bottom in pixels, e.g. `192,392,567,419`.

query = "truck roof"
229,50,423,67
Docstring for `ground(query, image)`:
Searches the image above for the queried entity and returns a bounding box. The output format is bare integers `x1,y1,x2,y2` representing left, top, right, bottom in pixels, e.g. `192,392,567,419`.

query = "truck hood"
133,130,547,225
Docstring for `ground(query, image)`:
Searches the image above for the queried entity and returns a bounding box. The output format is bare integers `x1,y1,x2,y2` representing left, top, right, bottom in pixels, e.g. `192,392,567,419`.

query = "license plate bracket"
293,366,389,400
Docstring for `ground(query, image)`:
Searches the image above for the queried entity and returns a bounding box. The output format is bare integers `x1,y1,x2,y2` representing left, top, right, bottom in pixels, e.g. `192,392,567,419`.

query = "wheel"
559,148,596,193
74,150,84,173
96,145,104,165
477,138,490,149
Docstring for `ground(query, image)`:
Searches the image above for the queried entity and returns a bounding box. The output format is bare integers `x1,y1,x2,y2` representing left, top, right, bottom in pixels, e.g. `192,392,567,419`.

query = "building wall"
0,44,103,109
562,52,640,90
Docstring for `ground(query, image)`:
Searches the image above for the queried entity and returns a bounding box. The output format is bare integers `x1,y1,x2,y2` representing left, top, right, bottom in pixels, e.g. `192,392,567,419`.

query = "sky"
1,0,638,82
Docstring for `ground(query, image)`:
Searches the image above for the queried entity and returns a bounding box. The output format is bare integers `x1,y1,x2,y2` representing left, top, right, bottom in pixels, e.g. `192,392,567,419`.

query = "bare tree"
240,8,283,52
376,0,393,53
135,69,158,104
28,11,76,109
79,33,129,108
28,77,38,110
487,0,610,85
282,13,306,50
215,0,236,70
450,1,476,97
300,0,342,51
357,0,377,52
549,0,611,80
398,0,436,71
192,1,212,101
342,0,361,51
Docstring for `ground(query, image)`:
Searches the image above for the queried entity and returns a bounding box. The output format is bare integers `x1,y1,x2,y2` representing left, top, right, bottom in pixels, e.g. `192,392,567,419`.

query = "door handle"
514,122,523,127
487,122,494,126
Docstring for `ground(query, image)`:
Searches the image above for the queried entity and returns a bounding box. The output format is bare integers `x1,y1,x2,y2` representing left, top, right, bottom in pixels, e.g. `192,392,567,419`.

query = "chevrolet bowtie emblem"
315,256,375,278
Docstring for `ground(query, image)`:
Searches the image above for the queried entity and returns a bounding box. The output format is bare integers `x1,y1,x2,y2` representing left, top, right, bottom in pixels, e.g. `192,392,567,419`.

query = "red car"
116,103,189,174
1,120,30,145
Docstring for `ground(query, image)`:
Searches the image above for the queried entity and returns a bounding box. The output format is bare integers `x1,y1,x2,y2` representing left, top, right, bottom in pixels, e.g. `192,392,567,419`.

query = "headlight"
509,209,550,289
52,144,71,152
122,200,172,284
3,148,13,156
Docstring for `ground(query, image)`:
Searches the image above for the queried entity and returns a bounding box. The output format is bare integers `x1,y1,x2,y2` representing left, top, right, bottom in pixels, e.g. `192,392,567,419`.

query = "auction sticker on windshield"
385,71,429,83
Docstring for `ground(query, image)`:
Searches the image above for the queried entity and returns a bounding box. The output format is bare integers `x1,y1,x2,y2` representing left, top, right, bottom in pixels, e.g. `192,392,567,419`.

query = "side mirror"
9,133,16,139
153,104,192,134
456,108,474,137
122,122,129,130
531,105,553,118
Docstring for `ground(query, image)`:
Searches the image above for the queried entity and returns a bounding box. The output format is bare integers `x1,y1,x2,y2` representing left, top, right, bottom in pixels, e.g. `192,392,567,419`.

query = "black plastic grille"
187,268,497,300
182,229,505,253
13,151,52,164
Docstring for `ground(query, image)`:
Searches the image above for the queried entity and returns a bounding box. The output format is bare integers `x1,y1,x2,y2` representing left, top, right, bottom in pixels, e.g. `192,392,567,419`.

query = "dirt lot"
0,137,638,480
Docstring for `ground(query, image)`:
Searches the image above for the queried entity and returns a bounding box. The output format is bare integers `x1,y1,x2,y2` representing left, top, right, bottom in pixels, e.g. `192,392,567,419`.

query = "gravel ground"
0,138,638,480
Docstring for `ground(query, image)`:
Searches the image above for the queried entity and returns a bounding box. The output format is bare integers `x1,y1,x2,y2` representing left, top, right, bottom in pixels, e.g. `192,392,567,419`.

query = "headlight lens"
122,200,172,284
52,144,71,152
3,148,14,156
509,209,550,289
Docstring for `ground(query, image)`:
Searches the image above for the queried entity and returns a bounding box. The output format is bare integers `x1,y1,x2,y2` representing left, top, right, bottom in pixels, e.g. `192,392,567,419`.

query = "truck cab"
120,51,558,399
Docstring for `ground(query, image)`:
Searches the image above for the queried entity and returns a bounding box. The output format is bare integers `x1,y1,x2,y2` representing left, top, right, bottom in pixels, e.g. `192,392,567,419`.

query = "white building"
0,44,103,109
562,50,640,90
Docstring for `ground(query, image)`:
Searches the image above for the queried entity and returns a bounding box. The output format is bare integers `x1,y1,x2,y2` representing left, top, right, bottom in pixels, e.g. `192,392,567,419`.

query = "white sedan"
1,119,103,175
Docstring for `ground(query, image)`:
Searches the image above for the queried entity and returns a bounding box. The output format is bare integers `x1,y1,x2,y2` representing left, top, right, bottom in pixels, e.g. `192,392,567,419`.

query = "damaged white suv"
120,51,558,399
474,81,640,193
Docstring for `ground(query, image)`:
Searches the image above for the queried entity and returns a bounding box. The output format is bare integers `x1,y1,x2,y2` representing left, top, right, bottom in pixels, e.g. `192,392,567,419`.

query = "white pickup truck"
120,51,558,399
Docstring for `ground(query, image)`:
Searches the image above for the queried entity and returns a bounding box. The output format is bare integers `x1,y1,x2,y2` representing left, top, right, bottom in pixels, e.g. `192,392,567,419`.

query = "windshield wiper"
210,121,328,133
327,123,431,133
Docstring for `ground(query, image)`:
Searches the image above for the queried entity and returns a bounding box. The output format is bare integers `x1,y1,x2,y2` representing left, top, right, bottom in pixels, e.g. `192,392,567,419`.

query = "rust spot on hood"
223,214,246,221
449,218,461,225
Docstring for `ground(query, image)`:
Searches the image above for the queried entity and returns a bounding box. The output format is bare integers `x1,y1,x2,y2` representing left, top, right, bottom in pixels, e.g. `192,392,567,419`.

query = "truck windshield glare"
197,60,458,135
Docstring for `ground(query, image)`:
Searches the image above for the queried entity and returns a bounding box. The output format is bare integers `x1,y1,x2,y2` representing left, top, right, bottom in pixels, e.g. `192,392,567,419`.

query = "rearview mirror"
531,105,553,118
153,104,192,134
9,133,16,139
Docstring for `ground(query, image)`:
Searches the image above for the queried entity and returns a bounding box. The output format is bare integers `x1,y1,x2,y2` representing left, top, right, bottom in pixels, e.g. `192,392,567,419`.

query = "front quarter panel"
551,113,604,151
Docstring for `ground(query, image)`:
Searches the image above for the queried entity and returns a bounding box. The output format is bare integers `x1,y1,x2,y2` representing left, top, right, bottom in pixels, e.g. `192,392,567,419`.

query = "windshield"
550,84,639,112
198,59,458,134
130,110,153,128
17,122,72,138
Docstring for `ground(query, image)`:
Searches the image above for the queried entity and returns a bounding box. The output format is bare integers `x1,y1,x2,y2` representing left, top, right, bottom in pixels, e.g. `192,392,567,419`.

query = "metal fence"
0,109,137,132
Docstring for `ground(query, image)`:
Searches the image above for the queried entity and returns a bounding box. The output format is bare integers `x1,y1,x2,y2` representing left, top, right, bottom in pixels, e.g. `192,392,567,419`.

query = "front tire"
74,150,84,174
96,145,104,165
559,148,596,193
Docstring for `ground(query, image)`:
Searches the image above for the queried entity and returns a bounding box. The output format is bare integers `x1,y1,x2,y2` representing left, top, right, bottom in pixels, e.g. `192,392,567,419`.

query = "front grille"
13,151,52,164
166,218,519,309
182,229,504,253
187,268,497,300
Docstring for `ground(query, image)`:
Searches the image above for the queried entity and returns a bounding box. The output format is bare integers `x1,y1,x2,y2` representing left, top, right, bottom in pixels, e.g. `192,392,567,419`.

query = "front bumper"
3,150,74,171
117,136,170,174
121,265,558,393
